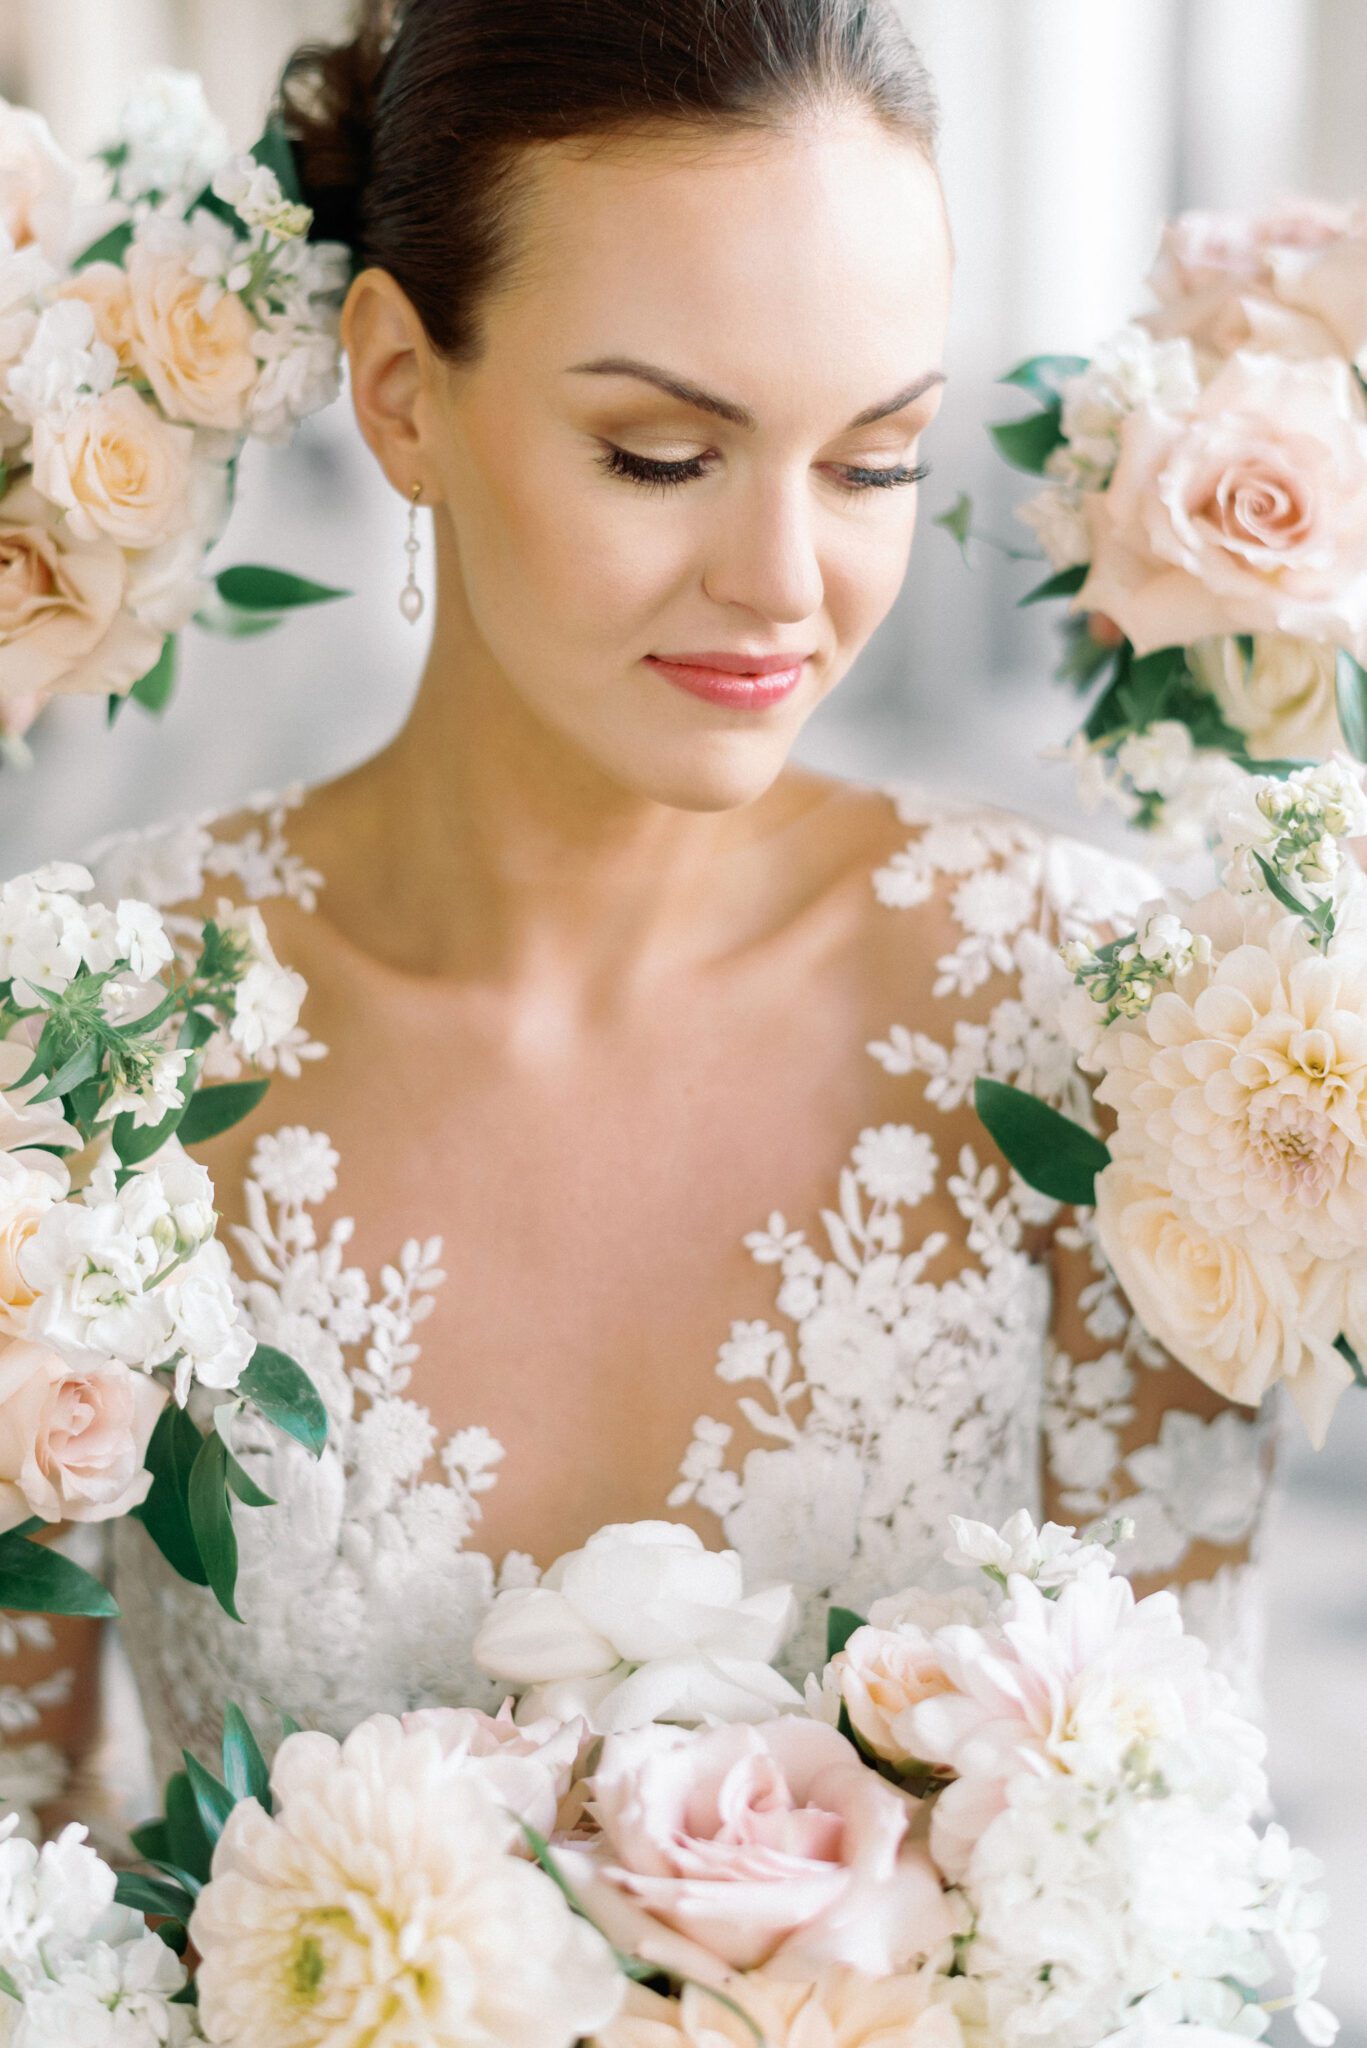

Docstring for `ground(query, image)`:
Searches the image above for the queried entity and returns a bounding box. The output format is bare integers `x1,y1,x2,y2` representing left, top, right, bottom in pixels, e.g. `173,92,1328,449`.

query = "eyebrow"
565,355,947,432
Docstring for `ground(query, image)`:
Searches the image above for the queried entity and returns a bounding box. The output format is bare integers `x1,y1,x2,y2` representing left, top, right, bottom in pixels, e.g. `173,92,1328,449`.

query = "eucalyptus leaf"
187,1434,242,1621
974,1076,1110,1207
239,1345,328,1458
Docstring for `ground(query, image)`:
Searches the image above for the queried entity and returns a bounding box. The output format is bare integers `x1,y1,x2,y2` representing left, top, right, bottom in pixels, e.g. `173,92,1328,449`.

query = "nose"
702,469,825,625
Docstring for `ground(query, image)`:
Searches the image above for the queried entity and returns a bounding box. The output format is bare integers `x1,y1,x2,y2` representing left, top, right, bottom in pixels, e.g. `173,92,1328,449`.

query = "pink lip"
644,650,809,710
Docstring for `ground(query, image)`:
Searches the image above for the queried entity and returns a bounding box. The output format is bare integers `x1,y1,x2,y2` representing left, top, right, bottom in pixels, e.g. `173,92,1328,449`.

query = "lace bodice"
1,782,1278,1825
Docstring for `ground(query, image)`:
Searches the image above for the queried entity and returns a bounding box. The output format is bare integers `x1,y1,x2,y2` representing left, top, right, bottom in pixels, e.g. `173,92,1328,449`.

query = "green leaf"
222,1703,273,1809
214,565,349,613
1336,1334,1367,1389
1021,563,1087,607
0,1965,18,2002
1253,852,1315,924
132,1404,209,1587
932,491,974,558
213,1406,276,1509
29,1036,100,1106
1335,648,1367,762
187,1434,241,1621
826,1606,866,1661
251,120,303,207
163,1771,214,1886
989,405,1065,475
129,1817,171,1865
129,636,178,715
0,1528,118,1618
179,1078,269,1147
239,1345,328,1459
114,1872,195,1925
974,1076,1111,1207
73,220,134,271
999,353,1089,400
183,1749,236,1847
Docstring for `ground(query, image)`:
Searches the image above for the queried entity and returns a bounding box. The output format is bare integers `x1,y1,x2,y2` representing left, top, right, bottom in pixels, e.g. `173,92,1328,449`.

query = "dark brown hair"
278,0,939,362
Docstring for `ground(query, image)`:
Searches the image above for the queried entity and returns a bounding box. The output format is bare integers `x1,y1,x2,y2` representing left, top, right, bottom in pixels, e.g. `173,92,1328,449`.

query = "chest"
199,912,989,1563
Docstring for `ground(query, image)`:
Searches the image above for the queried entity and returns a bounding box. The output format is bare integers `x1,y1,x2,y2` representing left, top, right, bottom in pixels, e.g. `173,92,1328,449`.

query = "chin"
603,729,800,813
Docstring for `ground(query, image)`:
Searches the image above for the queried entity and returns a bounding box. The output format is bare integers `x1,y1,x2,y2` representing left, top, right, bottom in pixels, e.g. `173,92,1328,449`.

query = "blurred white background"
2,0,1365,2029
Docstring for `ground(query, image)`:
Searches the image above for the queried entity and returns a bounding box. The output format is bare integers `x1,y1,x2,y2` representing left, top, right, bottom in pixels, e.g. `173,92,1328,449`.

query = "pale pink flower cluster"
0,76,348,743
1016,196,1367,792
1060,768,1367,1444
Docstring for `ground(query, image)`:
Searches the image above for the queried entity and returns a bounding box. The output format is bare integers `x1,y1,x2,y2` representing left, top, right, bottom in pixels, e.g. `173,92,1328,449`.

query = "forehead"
484,115,951,412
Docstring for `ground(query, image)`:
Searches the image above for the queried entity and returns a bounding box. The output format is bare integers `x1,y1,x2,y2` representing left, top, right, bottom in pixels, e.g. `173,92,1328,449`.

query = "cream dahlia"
189,1714,624,2048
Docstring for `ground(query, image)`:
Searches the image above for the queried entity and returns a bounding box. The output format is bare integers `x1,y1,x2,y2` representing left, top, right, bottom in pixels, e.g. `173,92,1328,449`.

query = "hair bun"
277,1,401,253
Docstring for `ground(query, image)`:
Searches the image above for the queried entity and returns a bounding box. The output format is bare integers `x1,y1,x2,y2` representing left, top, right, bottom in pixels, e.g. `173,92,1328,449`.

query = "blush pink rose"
400,1699,587,1839
0,1337,167,1530
578,1718,956,1977
1077,351,1367,656
1145,201,1367,366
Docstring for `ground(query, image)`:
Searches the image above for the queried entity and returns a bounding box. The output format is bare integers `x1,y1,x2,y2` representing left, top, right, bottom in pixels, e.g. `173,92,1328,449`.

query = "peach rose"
594,1965,962,2048
55,262,137,373
0,1336,166,1530
1093,1161,1354,1446
31,382,194,552
831,1623,959,1767
0,479,162,705
32,383,194,551
0,1152,67,1337
126,243,258,431
579,1718,956,1977
1078,352,1367,657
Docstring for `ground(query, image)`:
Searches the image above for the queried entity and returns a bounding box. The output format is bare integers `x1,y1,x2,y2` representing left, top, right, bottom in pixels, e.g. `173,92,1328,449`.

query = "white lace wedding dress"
0,780,1277,1820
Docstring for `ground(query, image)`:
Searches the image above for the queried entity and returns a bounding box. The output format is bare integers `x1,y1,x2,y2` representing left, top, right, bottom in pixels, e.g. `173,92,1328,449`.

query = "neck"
338,557,801,992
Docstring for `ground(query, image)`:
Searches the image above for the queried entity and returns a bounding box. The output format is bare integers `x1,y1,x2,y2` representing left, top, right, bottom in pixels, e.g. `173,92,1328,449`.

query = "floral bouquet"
99,1513,1332,2048
985,199,1367,846
0,855,325,1624
0,71,351,762
976,753,1367,1447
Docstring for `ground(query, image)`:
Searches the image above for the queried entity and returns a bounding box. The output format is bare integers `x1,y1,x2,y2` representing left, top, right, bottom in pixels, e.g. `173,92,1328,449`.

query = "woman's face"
362,112,952,812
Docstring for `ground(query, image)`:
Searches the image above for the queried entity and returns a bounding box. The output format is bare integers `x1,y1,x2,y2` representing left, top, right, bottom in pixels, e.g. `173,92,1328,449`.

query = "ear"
341,267,443,503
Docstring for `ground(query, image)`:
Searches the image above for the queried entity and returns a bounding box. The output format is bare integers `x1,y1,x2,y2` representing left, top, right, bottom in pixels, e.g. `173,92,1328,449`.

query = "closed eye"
594,444,929,497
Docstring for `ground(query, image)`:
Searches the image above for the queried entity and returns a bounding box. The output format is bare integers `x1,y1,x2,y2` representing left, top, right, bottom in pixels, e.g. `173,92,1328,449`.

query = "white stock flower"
1017,479,1093,570
211,156,311,240
473,1520,800,1733
246,319,342,441
1057,326,1202,480
945,1509,1120,1589
219,902,306,1058
114,69,228,206
189,1715,624,2048
5,298,116,427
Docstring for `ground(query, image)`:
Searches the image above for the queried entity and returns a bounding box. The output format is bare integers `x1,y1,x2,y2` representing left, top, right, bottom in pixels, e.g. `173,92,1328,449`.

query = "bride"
7,0,1271,1827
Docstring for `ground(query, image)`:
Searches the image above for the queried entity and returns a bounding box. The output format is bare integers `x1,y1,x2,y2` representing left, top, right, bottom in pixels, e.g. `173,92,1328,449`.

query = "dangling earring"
399,481,425,623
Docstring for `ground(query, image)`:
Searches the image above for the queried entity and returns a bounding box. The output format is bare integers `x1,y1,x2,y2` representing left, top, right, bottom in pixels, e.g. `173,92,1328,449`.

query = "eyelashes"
595,444,930,498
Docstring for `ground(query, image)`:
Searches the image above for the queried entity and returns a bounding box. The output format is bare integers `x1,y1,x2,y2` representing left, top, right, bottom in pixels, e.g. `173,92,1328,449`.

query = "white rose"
1188,634,1342,761
0,1151,66,1337
474,1520,800,1733
31,382,195,550
0,101,78,261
